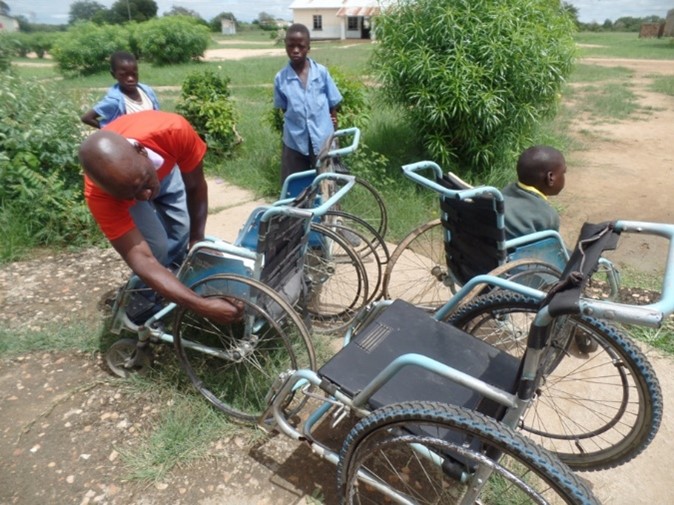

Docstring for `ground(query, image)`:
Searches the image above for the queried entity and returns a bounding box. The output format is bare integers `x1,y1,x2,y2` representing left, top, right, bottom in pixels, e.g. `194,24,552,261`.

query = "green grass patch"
570,63,634,83
119,390,243,482
650,75,674,97
0,320,102,356
574,32,674,59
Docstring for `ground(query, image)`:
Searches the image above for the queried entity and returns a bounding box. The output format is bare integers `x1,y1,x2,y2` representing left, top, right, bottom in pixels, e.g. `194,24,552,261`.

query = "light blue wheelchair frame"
106,173,356,376
384,161,620,306
257,219,671,503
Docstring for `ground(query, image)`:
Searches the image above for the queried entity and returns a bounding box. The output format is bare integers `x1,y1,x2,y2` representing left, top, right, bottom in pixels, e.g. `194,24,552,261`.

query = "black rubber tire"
337,401,599,504
316,214,387,302
306,223,370,334
337,176,388,240
447,291,663,471
105,338,152,378
382,219,455,310
321,209,390,264
173,274,315,423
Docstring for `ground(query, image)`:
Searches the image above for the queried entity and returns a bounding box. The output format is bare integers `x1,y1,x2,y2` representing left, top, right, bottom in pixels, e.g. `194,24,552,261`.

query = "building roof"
289,0,390,11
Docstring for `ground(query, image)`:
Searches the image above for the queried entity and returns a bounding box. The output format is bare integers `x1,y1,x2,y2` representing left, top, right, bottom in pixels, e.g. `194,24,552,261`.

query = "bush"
175,69,241,156
51,22,131,76
0,35,12,72
372,0,576,177
135,16,210,65
0,74,101,261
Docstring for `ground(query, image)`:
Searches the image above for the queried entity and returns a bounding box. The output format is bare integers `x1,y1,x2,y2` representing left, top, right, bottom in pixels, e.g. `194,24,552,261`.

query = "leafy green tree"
176,69,241,156
209,12,237,32
257,11,276,30
69,0,107,25
0,74,100,260
562,2,579,26
50,22,131,76
108,0,158,24
372,0,576,177
134,15,209,65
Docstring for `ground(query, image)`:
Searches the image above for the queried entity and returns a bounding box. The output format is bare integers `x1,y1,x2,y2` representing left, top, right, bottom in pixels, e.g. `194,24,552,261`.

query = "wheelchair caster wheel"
105,338,153,378
574,329,599,354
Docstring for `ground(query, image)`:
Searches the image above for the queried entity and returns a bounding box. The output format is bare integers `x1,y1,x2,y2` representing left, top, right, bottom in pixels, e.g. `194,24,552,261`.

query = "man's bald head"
79,130,155,200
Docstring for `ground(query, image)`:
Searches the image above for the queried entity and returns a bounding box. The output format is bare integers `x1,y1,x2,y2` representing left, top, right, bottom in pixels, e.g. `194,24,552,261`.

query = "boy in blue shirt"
81,51,160,129
273,23,343,184
502,145,566,240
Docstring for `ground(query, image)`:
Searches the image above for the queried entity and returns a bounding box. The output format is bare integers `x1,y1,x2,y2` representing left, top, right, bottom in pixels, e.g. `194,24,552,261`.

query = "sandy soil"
2,49,674,504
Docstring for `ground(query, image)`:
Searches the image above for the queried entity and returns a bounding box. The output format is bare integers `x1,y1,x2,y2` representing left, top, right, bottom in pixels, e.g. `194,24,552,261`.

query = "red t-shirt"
84,111,207,240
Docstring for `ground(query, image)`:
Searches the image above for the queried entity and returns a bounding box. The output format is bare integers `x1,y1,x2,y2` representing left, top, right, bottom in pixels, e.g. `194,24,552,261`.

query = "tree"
69,0,107,25
562,2,579,26
108,0,158,24
165,6,202,20
372,0,576,177
209,12,237,32
0,1,9,16
257,11,276,30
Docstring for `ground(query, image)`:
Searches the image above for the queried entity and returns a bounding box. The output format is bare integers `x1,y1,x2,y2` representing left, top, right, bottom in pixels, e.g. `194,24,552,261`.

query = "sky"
6,0,674,26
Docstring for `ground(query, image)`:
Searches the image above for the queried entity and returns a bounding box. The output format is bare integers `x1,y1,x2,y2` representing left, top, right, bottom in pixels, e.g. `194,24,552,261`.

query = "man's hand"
199,297,245,324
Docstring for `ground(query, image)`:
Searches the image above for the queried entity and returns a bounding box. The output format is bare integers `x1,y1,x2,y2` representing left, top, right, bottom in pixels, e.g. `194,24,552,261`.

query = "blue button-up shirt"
273,58,342,156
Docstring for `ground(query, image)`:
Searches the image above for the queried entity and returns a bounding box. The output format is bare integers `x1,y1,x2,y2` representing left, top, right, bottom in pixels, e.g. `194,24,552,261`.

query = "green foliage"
176,69,241,156
0,34,13,71
372,0,576,177
51,22,131,76
0,74,101,261
108,0,158,24
135,16,210,65
69,0,107,25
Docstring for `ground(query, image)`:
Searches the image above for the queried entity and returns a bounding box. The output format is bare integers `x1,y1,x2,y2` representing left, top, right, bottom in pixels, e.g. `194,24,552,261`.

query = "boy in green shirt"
501,146,566,240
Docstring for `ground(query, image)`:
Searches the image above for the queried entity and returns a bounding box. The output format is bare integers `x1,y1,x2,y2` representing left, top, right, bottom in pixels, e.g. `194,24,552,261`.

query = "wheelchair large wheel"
447,291,663,471
173,274,315,423
321,210,389,264
334,176,388,240
306,224,370,334
317,213,388,301
337,401,599,505
383,219,455,310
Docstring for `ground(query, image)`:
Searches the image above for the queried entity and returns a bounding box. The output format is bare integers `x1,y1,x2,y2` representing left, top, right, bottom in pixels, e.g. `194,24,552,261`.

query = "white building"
289,0,390,40
0,14,19,33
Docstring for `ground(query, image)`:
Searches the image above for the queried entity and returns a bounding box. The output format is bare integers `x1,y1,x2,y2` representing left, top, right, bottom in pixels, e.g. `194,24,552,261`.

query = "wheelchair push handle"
326,127,361,159
401,161,504,202
261,173,356,222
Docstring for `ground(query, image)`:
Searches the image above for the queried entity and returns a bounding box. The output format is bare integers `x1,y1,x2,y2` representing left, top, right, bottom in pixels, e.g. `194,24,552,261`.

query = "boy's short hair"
285,23,310,41
516,145,564,186
109,51,137,72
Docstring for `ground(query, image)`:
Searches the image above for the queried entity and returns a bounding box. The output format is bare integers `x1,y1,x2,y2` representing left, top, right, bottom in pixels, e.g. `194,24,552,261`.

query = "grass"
574,31,674,59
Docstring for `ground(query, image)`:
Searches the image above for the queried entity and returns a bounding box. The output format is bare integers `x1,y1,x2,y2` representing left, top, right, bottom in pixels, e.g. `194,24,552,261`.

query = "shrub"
50,22,131,76
175,69,242,156
135,16,210,65
372,0,576,177
0,74,100,261
0,35,12,72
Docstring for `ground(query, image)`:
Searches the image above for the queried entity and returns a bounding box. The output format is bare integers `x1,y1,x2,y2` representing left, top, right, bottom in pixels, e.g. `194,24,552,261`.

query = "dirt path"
2,54,674,504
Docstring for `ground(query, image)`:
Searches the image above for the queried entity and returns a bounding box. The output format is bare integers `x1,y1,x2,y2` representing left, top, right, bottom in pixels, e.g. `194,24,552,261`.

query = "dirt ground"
2,50,674,504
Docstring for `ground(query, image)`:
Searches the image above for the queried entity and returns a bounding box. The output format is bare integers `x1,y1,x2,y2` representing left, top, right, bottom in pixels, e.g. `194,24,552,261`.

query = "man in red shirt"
79,110,241,324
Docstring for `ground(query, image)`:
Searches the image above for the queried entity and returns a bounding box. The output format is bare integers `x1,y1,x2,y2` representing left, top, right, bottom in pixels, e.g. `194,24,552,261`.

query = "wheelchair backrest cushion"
440,194,507,285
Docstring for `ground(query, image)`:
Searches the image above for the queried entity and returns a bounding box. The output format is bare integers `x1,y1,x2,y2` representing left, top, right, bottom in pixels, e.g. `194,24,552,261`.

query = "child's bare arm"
80,109,101,129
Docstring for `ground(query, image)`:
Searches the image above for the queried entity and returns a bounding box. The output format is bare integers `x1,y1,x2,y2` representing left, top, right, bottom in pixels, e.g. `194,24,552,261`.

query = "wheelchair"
252,220,665,503
104,172,360,420
281,128,391,308
383,161,621,313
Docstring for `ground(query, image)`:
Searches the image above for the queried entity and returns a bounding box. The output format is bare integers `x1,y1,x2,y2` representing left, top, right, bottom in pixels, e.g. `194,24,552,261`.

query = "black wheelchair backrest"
437,173,507,285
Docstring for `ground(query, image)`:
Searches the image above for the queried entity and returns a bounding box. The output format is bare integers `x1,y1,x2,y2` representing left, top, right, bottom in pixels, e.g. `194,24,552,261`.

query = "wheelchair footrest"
318,300,520,418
